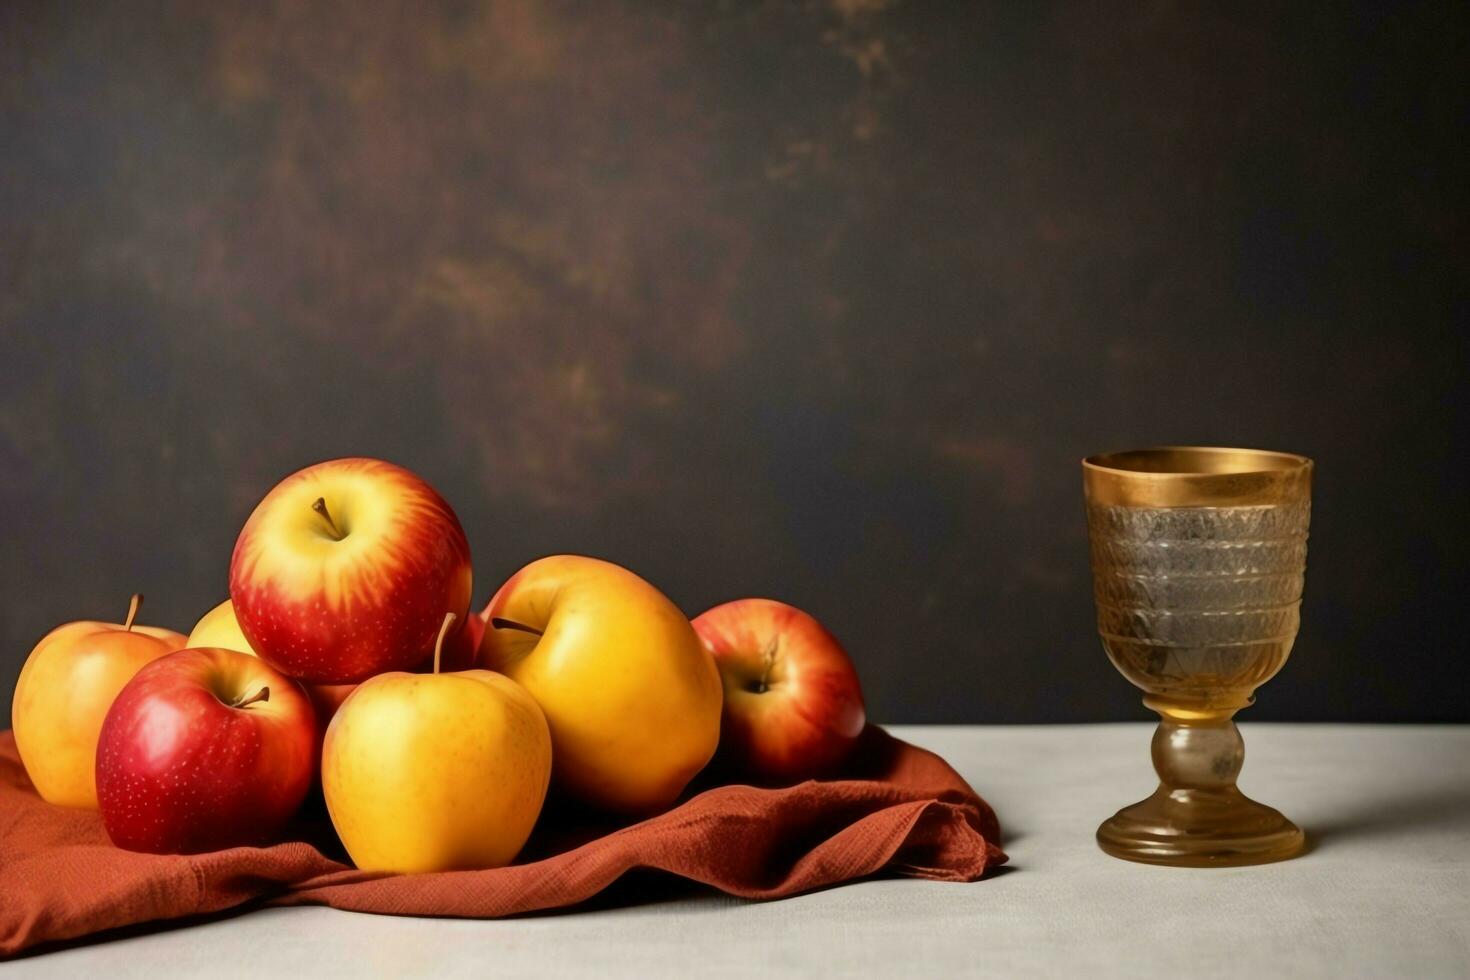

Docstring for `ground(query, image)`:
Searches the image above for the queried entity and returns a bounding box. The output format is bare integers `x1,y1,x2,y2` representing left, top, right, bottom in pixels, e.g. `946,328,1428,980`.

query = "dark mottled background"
2,1,1466,727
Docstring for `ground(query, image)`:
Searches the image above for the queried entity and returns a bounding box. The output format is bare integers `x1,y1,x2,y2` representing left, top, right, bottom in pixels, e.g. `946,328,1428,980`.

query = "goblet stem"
1150,708,1244,794
1096,703,1305,867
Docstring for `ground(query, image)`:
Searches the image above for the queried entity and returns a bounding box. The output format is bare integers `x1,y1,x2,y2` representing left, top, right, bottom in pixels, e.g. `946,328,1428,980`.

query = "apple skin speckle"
95,648,317,855
228,458,474,684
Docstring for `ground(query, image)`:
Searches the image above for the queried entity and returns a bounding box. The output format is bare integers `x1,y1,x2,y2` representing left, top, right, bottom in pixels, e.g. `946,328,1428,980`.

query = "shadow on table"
506,861,1018,921
1306,783,1470,850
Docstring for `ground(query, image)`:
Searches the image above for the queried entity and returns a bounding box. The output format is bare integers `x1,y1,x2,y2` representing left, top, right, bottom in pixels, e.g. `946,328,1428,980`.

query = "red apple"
229,457,473,683
692,599,866,784
96,647,317,854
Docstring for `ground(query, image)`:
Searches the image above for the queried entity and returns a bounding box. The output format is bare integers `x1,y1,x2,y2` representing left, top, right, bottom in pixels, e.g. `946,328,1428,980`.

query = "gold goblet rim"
1083,446,1312,507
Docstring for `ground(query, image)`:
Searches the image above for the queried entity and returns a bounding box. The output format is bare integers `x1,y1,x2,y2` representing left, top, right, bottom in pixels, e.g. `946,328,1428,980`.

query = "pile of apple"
11,458,866,873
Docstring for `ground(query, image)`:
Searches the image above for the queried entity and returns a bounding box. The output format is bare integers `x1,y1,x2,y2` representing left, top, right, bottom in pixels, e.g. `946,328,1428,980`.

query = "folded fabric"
0,726,1005,957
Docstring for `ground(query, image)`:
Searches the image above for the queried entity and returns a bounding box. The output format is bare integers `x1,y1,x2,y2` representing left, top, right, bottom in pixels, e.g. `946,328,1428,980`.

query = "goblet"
1083,447,1312,867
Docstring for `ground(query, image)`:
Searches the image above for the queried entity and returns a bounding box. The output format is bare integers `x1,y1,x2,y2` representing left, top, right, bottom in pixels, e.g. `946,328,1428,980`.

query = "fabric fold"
0,726,1005,957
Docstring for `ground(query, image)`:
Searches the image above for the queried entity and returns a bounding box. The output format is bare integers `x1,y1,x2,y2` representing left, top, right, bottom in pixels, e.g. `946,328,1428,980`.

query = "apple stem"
756,636,779,694
123,593,142,632
311,497,346,540
490,617,544,637
434,612,458,675
233,686,270,709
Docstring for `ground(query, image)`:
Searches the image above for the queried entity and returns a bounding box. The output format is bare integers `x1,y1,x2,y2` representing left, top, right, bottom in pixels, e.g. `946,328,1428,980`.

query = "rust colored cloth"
0,727,1005,957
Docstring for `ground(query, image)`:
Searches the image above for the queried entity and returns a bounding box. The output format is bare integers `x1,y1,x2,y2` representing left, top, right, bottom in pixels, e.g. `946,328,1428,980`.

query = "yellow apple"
480,555,722,813
322,616,552,873
12,595,186,808
186,598,255,653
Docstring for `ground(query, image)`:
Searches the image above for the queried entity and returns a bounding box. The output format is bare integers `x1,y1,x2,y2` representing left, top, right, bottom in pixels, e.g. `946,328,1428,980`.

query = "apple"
480,555,722,813
229,457,474,684
96,647,317,853
187,598,357,728
692,598,866,784
11,595,186,808
186,597,254,652
323,615,552,873
192,595,483,681
302,681,356,728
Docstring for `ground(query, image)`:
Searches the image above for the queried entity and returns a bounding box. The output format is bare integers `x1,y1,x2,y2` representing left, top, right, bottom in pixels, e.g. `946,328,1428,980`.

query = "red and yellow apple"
323,616,552,873
11,595,186,808
96,647,317,853
229,457,473,684
187,598,357,728
480,555,722,813
692,598,866,784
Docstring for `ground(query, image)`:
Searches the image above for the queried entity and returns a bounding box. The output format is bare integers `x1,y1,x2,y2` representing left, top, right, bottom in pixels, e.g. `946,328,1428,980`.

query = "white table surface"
5,724,1468,979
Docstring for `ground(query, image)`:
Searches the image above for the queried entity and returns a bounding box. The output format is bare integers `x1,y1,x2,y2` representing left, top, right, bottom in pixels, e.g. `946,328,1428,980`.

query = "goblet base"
1097,788,1304,867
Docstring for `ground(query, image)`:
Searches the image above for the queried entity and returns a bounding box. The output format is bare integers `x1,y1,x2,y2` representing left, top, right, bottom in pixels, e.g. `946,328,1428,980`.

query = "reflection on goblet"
1083,447,1312,867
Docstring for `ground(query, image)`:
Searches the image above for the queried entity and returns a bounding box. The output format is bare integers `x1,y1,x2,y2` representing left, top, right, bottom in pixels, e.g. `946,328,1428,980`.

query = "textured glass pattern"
1087,501,1310,701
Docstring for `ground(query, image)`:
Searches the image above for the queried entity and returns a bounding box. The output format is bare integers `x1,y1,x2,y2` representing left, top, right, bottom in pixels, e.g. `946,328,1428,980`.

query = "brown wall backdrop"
2,1,1466,726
